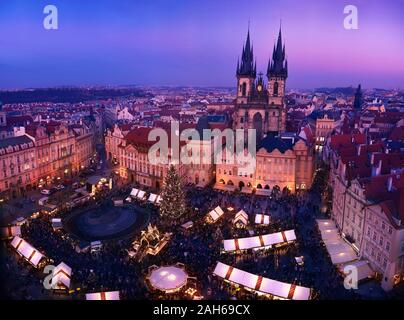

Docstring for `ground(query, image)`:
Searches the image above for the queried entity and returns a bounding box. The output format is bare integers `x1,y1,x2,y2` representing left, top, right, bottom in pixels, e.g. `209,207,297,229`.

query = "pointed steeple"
267,22,288,79
237,24,256,78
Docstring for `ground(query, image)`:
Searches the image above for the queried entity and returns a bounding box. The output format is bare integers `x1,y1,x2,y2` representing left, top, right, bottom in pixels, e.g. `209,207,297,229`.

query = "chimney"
372,160,382,177
387,176,393,192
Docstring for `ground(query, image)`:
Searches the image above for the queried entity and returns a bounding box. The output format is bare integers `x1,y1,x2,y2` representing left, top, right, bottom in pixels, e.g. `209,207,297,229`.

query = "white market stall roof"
241,187,253,194
51,262,72,290
255,214,270,225
137,190,146,200
213,262,311,300
181,221,194,230
206,206,225,223
86,291,120,300
213,183,236,192
233,210,248,225
1,225,21,239
316,219,358,265
130,188,139,197
148,193,159,204
255,189,272,196
51,218,63,230
223,230,296,252
340,260,374,281
10,236,45,267
148,266,188,293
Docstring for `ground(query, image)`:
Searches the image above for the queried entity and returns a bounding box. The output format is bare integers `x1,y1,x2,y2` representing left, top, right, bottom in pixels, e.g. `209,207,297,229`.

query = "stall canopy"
255,189,272,197
206,206,225,223
148,193,158,204
213,262,311,300
255,214,270,225
51,262,72,290
51,218,63,231
1,225,21,239
181,221,194,230
10,236,45,267
317,219,358,265
241,187,253,194
223,230,296,252
156,195,162,204
233,210,249,226
340,260,374,281
130,188,139,197
213,183,236,192
137,190,146,200
86,291,120,300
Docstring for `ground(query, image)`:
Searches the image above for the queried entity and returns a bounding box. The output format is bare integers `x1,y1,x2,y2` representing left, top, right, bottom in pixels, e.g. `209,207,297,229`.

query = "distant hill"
0,87,152,104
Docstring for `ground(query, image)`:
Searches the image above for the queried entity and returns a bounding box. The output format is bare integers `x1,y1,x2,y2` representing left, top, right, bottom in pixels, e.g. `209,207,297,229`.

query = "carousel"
147,264,189,293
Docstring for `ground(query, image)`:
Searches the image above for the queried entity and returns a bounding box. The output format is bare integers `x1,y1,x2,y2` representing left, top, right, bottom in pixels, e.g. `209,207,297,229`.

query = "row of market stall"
213,262,311,300
317,219,374,283
205,206,271,227
222,230,297,252
7,234,122,299
128,188,162,204
213,183,273,196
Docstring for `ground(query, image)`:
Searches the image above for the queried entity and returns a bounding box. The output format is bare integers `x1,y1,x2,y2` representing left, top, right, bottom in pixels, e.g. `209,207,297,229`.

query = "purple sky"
0,0,403,89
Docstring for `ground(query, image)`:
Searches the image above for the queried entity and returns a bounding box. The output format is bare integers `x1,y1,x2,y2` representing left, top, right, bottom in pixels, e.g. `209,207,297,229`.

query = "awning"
10,236,45,267
241,187,253,194
233,210,249,225
130,188,139,197
51,262,72,290
255,189,271,196
214,183,236,192
255,214,270,225
340,260,374,281
206,206,225,223
156,195,162,204
213,262,311,300
86,291,120,300
181,221,194,229
1,225,21,239
148,193,158,203
316,219,358,265
223,230,296,252
137,190,146,200
51,218,63,230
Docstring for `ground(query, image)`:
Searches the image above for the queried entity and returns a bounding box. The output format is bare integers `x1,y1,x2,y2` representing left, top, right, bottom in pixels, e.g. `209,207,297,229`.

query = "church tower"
233,25,288,140
236,29,256,104
267,26,288,131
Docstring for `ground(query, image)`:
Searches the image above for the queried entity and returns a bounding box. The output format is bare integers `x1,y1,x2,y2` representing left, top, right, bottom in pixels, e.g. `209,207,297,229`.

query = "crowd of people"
0,167,392,300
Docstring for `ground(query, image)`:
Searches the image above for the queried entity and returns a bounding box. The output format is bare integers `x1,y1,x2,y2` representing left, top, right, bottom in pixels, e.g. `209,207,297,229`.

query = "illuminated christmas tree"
159,165,187,221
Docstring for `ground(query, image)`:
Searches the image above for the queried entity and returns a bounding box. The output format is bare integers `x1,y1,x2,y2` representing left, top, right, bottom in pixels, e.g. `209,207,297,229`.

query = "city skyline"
0,0,403,90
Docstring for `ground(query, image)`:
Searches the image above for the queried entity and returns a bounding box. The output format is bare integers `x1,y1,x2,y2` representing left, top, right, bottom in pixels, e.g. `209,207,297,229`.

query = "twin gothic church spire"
236,23,288,79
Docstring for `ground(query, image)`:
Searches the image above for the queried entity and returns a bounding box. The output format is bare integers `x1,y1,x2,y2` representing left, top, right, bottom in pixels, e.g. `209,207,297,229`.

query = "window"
273,82,279,96
386,242,390,252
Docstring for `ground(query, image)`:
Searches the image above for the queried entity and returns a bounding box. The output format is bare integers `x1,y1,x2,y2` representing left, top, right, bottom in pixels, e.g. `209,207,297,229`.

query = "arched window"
273,82,279,96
